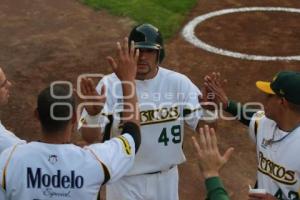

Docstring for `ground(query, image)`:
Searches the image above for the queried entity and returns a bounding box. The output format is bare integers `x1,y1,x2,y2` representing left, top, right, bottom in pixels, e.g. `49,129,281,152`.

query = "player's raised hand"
192,125,234,178
107,37,139,81
203,72,229,109
248,193,277,200
198,84,216,111
76,77,106,116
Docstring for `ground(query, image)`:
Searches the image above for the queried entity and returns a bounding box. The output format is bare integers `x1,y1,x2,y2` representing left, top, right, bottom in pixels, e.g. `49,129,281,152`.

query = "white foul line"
182,7,300,61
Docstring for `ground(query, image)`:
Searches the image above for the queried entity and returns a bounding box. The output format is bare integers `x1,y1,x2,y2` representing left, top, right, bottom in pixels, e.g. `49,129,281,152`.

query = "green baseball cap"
256,71,300,105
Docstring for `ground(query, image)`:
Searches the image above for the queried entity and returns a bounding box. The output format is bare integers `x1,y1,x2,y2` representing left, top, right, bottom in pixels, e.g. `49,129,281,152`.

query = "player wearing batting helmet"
79,23,210,200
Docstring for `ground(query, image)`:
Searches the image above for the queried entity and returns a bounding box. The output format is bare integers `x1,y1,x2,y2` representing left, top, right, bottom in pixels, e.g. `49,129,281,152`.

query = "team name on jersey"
27,168,84,189
140,106,179,125
258,151,296,185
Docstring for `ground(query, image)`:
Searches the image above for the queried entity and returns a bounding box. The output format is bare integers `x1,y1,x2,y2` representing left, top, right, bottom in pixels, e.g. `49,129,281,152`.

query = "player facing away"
80,24,209,200
205,71,300,200
0,38,141,200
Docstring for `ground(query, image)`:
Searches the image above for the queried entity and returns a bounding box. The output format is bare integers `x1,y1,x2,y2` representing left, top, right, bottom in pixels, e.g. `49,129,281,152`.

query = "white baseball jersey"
0,121,25,153
0,133,135,200
249,111,300,199
81,67,203,175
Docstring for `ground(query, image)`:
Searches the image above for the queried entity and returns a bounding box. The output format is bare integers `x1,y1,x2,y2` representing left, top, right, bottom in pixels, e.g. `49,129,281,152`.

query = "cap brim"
134,42,161,50
135,45,159,50
256,81,275,94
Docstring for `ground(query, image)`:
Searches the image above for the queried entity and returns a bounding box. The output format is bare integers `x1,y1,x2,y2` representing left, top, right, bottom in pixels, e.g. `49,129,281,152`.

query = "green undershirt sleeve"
224,100,256,127
205,177,230,200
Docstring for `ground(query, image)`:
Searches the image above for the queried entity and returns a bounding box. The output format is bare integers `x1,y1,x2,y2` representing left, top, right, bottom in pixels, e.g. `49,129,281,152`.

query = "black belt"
145,165,175,175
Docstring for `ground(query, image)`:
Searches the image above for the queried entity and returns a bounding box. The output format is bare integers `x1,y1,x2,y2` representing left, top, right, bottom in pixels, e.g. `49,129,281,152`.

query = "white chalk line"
182,7,300,61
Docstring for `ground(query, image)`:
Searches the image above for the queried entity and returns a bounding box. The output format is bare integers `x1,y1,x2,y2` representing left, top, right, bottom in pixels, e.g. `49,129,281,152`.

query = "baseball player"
0,39,141,200
0,67,25,153
80,24,206,200
205,71,300,200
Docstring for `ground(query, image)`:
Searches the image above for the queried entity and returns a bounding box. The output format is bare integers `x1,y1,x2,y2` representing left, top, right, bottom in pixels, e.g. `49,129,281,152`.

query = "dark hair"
37,84,75,133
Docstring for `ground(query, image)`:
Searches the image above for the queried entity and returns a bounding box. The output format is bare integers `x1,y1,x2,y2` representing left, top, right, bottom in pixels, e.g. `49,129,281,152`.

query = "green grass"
82,0,198,39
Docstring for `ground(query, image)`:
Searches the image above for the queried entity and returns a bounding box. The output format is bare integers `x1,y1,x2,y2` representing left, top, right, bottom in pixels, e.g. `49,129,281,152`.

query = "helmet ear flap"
158,49,165,64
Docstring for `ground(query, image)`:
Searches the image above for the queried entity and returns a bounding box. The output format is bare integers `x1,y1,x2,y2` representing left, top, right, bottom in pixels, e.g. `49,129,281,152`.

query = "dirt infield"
0,0,299,199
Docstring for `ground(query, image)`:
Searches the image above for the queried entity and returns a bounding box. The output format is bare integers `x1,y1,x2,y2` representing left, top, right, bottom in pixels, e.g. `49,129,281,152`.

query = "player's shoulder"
159,67,189,79
252,111,269,123
0,145,15,158
0,121,6,131
0,121,13,136
158,67,193,85
101,73,119,83
252,111,265,119
3,142,42,159
8,142,82,157
252,111,278,127
0,143,25,165
96,73,119,88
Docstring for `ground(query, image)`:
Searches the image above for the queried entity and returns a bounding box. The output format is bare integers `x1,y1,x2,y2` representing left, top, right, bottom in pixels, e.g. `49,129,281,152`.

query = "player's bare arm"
107,37,141,151
196,76,218,130
81,38,140,145
196,72,227,130
204,72,255,126
107,37,140,125
204,72,229,108
79,77,106,143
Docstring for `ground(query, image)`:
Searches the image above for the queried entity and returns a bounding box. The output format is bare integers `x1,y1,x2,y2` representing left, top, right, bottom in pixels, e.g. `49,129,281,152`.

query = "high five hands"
107,37,139,82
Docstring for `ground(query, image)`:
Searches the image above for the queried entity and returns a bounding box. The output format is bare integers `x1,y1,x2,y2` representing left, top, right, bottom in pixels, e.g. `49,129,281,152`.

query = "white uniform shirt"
0,121,25,153
81,67,203,175
0,134,135,200
249,111,300,199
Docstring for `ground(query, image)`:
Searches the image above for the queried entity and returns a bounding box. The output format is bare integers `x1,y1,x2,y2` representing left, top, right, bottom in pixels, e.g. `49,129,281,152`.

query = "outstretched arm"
85,38,141,185
203,72,256,126
79,78,106,143
80,38,141,147
107,38,141,152
192,125,233,200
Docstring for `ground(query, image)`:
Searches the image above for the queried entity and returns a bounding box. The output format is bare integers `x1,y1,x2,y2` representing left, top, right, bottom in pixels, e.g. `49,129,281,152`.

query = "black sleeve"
102,115,113,142
225,100,256,127
121,122,141,153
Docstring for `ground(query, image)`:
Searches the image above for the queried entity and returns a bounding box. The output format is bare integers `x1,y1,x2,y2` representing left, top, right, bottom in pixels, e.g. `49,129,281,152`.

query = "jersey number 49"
158,125,181,146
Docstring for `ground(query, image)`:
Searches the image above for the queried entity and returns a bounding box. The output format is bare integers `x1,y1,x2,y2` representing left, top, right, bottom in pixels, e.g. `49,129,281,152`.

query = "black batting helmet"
128,23,165,63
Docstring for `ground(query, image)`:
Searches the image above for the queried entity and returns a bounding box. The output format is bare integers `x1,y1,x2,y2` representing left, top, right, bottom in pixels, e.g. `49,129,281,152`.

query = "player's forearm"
121,81,141,152
121,121,141,153
224,100,255,127
121,81,140,126
81,127,102,144
205,177,230,200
